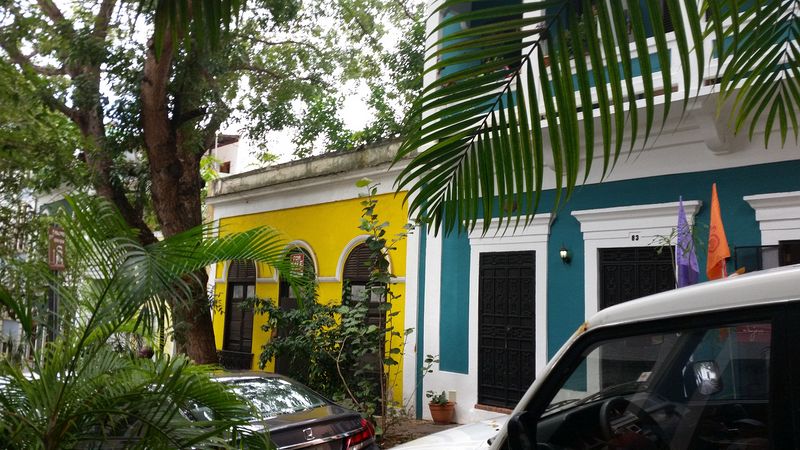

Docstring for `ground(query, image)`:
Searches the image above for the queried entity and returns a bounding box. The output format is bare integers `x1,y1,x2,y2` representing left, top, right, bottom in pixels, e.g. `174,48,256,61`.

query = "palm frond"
706,0,800,147
0,350,270,449
397,0,705,235
54,194,303,343
0,194,291,448
398,0,799,235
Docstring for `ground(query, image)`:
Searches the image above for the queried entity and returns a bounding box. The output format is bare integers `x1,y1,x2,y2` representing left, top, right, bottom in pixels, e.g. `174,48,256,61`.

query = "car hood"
391,415,508,450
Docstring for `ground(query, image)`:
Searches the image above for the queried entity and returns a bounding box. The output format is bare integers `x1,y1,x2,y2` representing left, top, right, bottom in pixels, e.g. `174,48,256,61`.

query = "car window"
226,377,329,418
543,331,683,416
535,320,772,450
689,324,771,401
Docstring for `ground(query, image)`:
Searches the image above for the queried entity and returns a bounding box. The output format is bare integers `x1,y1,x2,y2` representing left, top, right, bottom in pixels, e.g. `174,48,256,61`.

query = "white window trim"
572,201,702,321
744,191,800,245
467,214,552,384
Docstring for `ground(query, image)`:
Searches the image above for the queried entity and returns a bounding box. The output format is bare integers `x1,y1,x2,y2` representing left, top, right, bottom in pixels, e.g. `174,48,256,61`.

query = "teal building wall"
436,160,800,374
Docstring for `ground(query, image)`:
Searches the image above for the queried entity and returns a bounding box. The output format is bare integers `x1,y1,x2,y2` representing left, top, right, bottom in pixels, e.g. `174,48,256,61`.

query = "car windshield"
222,377,328,419
542,322,773,417
531,320,774,450
542,331,683,417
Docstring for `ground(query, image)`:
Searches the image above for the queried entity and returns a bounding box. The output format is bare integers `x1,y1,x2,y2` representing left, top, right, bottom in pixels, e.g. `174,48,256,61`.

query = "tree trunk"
140,34,219,364
171,270,218,363
23,1,218,363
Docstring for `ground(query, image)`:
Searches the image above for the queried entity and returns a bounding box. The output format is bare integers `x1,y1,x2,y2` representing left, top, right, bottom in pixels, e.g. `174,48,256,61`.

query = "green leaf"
398,0,797,234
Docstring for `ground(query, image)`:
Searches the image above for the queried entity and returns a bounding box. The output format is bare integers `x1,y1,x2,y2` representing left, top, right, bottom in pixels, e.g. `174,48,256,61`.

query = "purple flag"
676,196,699,287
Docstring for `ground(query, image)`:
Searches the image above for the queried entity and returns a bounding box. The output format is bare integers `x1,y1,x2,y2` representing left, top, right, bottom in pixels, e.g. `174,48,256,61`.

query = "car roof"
587,264,800,330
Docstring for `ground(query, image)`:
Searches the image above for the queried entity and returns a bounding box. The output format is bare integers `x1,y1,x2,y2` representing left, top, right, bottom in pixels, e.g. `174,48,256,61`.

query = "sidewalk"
380,418,458,448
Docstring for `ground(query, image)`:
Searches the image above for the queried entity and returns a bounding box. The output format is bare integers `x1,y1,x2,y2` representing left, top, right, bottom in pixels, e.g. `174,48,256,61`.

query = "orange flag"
706,183,730,280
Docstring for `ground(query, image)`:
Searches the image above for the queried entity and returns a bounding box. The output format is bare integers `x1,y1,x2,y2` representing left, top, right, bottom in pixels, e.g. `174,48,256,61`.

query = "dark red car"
188,373,378,450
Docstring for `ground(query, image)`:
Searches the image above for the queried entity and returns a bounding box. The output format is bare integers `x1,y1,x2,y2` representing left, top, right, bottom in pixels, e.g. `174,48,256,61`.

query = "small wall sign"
48,225,66,271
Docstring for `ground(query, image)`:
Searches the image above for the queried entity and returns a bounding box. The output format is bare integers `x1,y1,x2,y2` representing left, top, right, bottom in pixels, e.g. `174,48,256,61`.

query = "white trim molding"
466,214,551,415
744,191,800,245
572,200,702,320
331,234,397,282
215,260,276,284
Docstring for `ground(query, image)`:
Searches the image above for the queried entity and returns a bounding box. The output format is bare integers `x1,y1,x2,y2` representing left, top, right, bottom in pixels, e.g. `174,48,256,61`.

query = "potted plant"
426,390,455,425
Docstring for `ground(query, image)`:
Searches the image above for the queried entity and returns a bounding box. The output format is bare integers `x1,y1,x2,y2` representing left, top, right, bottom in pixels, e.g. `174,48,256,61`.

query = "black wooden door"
222,283,254,357
342,244,386,403
599,246,675,310
274,281,301,376
478,251,536,409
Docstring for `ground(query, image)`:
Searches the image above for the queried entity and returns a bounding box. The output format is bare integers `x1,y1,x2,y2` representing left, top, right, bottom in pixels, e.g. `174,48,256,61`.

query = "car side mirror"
507,411,537,450
692,360,723,396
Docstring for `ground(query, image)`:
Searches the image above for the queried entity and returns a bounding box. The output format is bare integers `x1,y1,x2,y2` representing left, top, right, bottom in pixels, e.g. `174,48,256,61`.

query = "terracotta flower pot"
429,402,455,425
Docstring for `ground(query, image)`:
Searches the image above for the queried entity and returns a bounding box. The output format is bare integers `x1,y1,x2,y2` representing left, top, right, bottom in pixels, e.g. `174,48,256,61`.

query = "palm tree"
392,0,800,233
0,195,301,449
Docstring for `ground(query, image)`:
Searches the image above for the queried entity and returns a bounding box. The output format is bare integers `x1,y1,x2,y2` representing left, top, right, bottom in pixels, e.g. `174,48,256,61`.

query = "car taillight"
345,418,375,450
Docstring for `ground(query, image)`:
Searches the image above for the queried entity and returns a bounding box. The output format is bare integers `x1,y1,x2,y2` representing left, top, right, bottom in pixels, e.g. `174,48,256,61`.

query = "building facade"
207,141,412,403
404,0,800,423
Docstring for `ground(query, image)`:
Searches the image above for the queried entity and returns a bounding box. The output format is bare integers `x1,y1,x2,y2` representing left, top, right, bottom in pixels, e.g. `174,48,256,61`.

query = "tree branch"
231,63,327,86
36,0,69,27
0,41,77,121
239,35,321,53
393,0,415,21
174,108,207,128
0,41,65,77
141,31,175,150
39,92,78,123
93,0,117,39
201,107,232,154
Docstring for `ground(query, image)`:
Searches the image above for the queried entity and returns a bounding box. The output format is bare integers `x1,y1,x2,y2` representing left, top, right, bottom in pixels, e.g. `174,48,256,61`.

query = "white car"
490,264,800,449
392,415,508,449
404,264,800,449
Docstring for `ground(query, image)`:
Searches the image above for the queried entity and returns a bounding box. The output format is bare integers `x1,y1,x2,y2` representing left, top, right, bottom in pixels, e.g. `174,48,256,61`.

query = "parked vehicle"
396,264,800,449
187,373,377,450
489,264,800,449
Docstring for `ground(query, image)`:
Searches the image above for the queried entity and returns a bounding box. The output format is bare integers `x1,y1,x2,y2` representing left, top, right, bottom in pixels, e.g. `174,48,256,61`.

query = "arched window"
342,242,385,401
278,247,316,305
342,243,374,303
221,260,256,369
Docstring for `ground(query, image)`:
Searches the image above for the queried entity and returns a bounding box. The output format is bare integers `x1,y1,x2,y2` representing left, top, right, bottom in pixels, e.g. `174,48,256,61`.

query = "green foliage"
1,0,425,230
0,62,86,328
421,353,439,376
396,0,800,235
426,390,449,406
252,291,390,417
0,194,309,448
357,1,426,145
253,180,413,431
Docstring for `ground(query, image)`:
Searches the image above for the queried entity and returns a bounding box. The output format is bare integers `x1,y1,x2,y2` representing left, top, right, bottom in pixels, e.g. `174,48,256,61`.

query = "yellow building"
206,141,411,403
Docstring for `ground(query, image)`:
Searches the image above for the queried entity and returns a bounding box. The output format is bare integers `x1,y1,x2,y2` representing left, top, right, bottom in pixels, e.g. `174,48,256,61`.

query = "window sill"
474,404,513,415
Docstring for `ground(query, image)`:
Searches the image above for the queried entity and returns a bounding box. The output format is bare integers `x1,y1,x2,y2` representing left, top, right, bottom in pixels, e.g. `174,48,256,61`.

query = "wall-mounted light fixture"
559,245,571,264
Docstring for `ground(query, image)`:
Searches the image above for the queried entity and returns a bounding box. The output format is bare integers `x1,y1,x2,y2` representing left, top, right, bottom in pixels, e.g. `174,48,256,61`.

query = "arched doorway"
220,260,256,370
